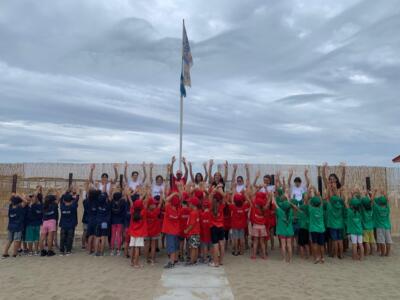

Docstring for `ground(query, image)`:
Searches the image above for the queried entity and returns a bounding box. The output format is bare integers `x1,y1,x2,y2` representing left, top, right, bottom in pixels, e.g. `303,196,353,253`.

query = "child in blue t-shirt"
59,193,79,255
95,192,111,256
110,192,127,256
39,193,60,257
26,193,43,256
2,195,27,258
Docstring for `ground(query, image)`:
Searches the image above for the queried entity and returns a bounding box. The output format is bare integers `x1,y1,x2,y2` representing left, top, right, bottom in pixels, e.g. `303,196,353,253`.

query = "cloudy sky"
0,0,399,166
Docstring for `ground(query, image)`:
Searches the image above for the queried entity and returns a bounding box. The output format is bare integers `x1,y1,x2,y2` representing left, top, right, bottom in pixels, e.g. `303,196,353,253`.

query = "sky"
0,0,399,166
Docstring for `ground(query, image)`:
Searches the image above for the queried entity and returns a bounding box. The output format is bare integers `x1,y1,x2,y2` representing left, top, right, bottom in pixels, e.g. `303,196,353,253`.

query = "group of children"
3,159,394,269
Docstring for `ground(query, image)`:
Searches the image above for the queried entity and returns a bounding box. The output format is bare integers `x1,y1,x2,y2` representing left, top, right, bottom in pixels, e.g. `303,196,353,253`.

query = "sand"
1,238,399,300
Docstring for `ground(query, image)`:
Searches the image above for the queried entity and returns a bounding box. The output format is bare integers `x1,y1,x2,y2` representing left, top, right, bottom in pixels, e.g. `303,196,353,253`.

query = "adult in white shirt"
253,170,281,193
124,161,147,192
288,169,310,203
231,164,250,193
88,163,118,195
188,161,208,188
149,163,165,199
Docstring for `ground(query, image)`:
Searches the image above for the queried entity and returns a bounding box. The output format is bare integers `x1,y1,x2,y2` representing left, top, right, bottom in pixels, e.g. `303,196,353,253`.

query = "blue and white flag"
182,20,193,88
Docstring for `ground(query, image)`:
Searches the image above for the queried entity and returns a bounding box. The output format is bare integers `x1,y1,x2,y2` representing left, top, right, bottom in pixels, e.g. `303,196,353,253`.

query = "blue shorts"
166,234,179,255
329,228,343,241
311,232,325,246
293,221,300,235
87,223,97,236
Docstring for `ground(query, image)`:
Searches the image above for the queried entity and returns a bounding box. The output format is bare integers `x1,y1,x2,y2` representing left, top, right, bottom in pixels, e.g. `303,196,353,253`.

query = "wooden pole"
12,174,17,193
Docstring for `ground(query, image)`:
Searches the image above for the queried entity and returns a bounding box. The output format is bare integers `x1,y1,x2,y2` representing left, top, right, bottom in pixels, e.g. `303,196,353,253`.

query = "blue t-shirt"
96,199,111,225
43,203,58,221
111,199,127,225
59,201,78,230
124,202,131,228
26,203,43,226
87,200,97,225
8,205,25,232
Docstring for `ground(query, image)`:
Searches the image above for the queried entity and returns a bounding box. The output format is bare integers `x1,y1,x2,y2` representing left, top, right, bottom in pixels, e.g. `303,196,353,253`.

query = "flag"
182,20,193,87
180,72,186,97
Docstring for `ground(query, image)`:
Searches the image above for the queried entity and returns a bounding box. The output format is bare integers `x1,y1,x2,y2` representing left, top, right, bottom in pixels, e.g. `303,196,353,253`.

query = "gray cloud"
0,0,399,167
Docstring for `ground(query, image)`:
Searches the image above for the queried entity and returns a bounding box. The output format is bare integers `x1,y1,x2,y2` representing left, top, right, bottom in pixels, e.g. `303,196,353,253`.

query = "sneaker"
66,252,71,256
116,250,121,256
23,249,29,255
47,250,55,257
28,252,33,257
17,249,23,254
59,253,65,257
163,262,175,269
34,251,39,256
1,254,9,259
110,251,115,256
40,250,48,257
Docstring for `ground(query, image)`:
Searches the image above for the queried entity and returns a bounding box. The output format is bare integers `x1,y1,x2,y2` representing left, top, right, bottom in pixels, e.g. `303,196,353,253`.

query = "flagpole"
179,19,185,171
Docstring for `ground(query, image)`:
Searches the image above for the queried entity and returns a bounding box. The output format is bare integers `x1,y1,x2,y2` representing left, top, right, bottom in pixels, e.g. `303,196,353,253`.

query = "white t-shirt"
259,185,275,193
152,184,164,197
128,180,142,191
291,185,306,201
98,182,111,193
236,184,245,193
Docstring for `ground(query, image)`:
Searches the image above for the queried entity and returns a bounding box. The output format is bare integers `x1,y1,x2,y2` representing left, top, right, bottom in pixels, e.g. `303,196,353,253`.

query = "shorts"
166,234,179,254
376,228,393,244
82,223,88,231
298,228,309,246
201,241,212,249
329,228,343,241
224,229,230,241
311,232,325,246
278,235,292,240
25,225,40,242
129,237,144,247
8,231,22,242
293,221,300,236
178,236,186,242
96,222,109,237
188,234,201,248
231,228,245,239
210,226,225,244
87,223,96,236
363,230,375,243
41,219,57,234
145,235,160,241
350,234,363,244
251,224,267,238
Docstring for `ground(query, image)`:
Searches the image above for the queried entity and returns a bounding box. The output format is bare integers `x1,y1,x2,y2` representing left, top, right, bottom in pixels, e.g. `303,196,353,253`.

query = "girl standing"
344,190,364,260
40,193,60,257
59,193,79,255
373,189,392,256
144,197,161,265
249,192,268,260
128,199,148,268
209,188,226,267
308,187,325,264
25,192,42,256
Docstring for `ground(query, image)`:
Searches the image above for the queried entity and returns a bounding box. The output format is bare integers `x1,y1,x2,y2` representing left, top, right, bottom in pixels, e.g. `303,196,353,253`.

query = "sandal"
208,262,219,267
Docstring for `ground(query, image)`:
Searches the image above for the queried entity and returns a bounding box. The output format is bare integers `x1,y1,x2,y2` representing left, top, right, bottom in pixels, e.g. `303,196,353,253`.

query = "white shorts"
350,234,363,244
376,228,393,244
129,237,144,247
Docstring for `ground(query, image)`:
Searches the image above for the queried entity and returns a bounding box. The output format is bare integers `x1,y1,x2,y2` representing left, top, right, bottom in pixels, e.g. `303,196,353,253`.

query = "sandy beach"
1,237,399,300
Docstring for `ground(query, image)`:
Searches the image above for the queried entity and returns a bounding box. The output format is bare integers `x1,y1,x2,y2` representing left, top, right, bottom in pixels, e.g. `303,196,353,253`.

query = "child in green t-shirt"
360,192,375,256
372,189,392,256
326,186,345,259
308,186,326,264
344,189,364,261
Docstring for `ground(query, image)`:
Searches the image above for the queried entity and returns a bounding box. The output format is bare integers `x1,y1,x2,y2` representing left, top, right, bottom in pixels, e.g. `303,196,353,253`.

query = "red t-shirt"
200,210,212,243
162,204,180,235
223,204,231,230
128,208,148,237
146,207,161,237
210,203,224,228
171,176,187,191
265,204,276,227
250,206,266,225
179,206,191,238
186,209,200,236
230,203,250,229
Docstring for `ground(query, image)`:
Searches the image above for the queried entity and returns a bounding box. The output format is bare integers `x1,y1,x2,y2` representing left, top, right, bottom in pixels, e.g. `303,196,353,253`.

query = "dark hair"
88,189,100,202
263,175,271,179
132,207,142,222
37,193,43,203
101,173,108,179
63,193,73,202
131,171,139,176
212,195,221,217
223,203,230,216
10,196,22,206
294,177,302,183
154,195,161,201
237,176,244,181
43,195,56,212
195,173,203,184
329,173,341,189
155,175,163,182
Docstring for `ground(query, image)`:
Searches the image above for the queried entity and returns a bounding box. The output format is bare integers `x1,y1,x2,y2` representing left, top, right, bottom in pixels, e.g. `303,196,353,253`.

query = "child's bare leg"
320,245,325,262
252,238,258,258
270,228,275,250
338,240,344,258
351,244,357,260
100,237,106,254
47,232,54,251
299,246,304,259
13,241,21,256
134,247,140,266
144,239,150,261
363,242,369,256
260,238,266,258
124,240,129,257
287,239,293,263
212,244,219,266
219,240,225,265
359,243,364,260
130,247,134,265
305,244,310,259
312,244,318,262
385,244,391,256
150,240,156,262
280,238,286,261
3,241,11,256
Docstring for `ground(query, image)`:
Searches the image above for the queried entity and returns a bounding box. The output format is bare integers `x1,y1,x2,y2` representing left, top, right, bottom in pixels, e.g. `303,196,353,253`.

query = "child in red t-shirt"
184,197,201,265
162,192,181,269
128,200,147,268
144,197,161,265
178,200,190,262
200,200,212,263
230,193,250,256
250,192,269,260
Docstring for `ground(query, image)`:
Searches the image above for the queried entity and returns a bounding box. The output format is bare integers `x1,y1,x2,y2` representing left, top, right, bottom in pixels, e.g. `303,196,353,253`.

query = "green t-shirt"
309,205,325,233
361,207,374,230
275,206,294,237
346,208,363,235
326,198,345,229
373,204,391,230
297,205,309,230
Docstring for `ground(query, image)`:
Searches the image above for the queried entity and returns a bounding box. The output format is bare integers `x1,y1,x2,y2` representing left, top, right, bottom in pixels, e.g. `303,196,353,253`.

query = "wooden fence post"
12,174,17,193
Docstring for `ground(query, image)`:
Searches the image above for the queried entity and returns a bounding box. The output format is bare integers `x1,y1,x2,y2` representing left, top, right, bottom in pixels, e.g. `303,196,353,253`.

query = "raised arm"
182,157,189,181
149,163,154,184
89,163,95,184
203,162,208,183
124,161,129,184
231,164,238,184
275,170,281,188
288,168,293,189
253,170,260,188
223,160,229,183
170,156,176,176
189,161,195,183
245,164,250,187
340,162,346,187
208,159,214,184
113,163,119,183
142,161,147,184
304,168,310,188
322,162,329,189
